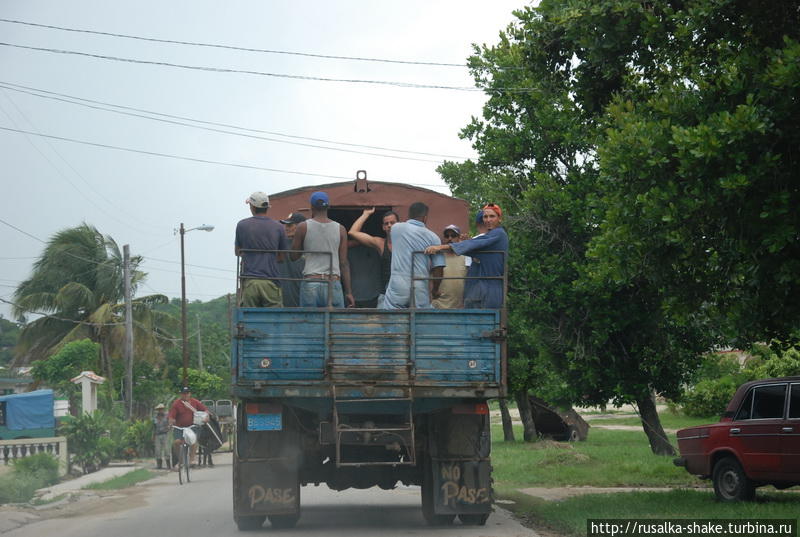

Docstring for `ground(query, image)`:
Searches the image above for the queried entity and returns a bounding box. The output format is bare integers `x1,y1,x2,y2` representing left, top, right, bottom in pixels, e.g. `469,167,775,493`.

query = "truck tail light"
453,402,489,415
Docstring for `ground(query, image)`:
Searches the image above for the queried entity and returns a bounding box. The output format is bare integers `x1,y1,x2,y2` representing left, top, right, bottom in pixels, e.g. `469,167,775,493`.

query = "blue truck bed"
232,308,504,400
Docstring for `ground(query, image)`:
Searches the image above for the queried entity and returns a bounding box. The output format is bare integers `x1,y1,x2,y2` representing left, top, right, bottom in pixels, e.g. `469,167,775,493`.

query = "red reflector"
453,403,489,415
245,402,281,415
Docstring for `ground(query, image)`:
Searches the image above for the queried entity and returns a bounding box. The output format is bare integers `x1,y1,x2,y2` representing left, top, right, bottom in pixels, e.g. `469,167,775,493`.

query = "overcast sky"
0,1,525,319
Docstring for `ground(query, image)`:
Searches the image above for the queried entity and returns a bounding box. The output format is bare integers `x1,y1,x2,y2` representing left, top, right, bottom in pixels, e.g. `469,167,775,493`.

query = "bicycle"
172,425,198,485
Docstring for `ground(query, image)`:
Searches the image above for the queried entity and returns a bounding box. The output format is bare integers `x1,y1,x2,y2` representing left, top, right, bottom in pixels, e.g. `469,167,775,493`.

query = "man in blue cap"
291,191,355,307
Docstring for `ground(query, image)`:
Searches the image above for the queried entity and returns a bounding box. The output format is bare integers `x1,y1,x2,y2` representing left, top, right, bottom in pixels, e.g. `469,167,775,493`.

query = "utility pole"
123,244,134,419
196,314,204,371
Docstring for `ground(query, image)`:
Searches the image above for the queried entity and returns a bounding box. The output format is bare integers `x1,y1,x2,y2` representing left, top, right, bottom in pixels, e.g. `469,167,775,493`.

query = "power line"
0,41,481,91
0,80,470,159
0,90,166,236
0,82,446,164
0,124,352,180
0,17,468,68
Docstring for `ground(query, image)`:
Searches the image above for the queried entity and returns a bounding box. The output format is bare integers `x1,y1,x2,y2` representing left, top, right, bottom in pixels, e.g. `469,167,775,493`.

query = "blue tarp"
0,389,54,430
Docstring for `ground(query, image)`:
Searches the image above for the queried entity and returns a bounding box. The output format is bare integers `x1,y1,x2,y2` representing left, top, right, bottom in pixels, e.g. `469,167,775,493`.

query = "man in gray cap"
235,191,290,307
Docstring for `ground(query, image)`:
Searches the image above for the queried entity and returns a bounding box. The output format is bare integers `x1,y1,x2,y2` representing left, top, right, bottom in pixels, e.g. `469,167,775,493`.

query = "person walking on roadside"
235,191,290,307
152,403,170,469
291,191,355,308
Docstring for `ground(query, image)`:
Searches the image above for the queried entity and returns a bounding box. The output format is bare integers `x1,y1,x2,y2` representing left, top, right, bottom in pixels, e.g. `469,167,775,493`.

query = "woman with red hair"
425,204,508,308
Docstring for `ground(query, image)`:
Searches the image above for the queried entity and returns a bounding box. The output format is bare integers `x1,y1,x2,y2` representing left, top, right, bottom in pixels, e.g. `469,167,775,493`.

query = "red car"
674,376,800,501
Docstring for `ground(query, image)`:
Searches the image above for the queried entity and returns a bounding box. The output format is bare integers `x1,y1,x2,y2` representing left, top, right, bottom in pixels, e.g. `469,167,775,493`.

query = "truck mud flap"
432,459,492,515
233,458,299,516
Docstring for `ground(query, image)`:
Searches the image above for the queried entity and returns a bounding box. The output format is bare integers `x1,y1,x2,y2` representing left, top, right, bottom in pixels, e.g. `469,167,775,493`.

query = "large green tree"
446,0,799,454
589,1,800,346
12,224,175,393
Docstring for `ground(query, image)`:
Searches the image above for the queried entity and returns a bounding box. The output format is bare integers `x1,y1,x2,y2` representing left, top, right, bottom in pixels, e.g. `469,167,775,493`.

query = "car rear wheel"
712,457,755,502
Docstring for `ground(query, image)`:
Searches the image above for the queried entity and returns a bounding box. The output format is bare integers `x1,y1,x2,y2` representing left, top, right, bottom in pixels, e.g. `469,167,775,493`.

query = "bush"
746,345,800,378
0,472,48,505
681,376,744,417
123,419,155,458
60,411,114,473
0,453,61,505
11,452,59,486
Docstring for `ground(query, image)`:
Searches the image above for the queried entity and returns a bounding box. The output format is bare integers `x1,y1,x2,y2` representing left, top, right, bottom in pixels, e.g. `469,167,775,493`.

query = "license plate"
247,413,282,431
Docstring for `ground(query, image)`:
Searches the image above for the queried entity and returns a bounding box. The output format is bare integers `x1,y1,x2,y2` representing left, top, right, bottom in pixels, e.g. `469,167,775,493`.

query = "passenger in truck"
348,207,399,307
291,191,355,308
382,202,445,309
235,191,289,307
432,224,471,309
278,212,306,307
425,204,508,309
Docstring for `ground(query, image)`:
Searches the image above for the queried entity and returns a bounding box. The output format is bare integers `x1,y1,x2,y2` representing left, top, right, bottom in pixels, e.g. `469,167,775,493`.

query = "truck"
230,177,506,530
0,389,56,440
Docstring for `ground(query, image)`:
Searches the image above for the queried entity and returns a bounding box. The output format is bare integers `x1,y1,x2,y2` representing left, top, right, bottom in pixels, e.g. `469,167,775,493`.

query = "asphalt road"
4,453,539,537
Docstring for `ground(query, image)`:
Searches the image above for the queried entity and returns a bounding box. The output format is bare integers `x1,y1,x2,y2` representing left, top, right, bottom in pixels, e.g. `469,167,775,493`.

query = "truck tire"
235,515,265,531
459,513,489,526
268,514,300,529
712,457,755,502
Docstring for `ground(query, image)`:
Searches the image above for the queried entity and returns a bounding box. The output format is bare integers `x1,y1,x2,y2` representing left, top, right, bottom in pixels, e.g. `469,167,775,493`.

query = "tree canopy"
441,0,799,453
12,224,175,386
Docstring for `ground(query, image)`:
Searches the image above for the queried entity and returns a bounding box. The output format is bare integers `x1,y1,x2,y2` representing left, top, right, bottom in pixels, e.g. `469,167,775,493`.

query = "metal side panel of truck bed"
233,307,503,398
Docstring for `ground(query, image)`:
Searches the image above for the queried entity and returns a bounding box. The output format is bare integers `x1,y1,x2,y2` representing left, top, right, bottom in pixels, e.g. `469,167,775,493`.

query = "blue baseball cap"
475,210,484,224
310,191,329,208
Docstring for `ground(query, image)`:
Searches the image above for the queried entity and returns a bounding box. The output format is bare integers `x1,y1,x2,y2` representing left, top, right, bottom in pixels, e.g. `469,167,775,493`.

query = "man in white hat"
235,191,290,307
432,224,471,309
153,403,170,469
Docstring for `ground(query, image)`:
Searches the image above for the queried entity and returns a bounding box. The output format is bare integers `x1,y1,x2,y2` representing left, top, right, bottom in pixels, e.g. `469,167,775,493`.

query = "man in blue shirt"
235,191,290,307
425,204,508,308
382,202,446,309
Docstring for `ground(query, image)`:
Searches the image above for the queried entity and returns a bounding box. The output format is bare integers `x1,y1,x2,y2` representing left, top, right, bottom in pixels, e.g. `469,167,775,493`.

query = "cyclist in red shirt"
168,386,209,469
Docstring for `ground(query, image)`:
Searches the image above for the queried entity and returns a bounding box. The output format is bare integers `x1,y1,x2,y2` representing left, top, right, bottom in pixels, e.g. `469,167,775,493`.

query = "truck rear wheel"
234,515,265,531
459,513,489,526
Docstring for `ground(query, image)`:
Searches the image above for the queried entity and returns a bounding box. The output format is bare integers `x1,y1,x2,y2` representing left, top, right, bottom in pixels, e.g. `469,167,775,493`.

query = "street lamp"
178,223,214,385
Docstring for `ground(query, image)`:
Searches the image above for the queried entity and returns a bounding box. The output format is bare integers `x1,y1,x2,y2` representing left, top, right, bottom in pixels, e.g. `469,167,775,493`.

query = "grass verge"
499,488,800,537
491,425,701,487
83,468,154,490
491,419,800,535
587,412,719,430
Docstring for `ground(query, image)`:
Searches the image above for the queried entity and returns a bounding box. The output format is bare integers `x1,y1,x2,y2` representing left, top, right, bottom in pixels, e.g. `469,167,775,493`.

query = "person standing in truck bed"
382,202,445,309
278,212,306,307
291,191,355,308
349,207,399,307
426,204,508,309
235,191,290,307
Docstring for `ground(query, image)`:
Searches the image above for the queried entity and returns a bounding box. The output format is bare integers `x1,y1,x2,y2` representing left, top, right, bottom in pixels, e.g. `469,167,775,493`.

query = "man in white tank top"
290,191,355,307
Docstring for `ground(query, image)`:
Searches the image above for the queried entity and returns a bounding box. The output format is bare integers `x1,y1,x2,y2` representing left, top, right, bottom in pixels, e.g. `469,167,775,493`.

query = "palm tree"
12,224,177,391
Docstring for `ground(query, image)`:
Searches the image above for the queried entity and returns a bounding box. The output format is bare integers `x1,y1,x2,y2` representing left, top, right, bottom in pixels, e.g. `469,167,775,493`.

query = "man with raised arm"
349,207,399,306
